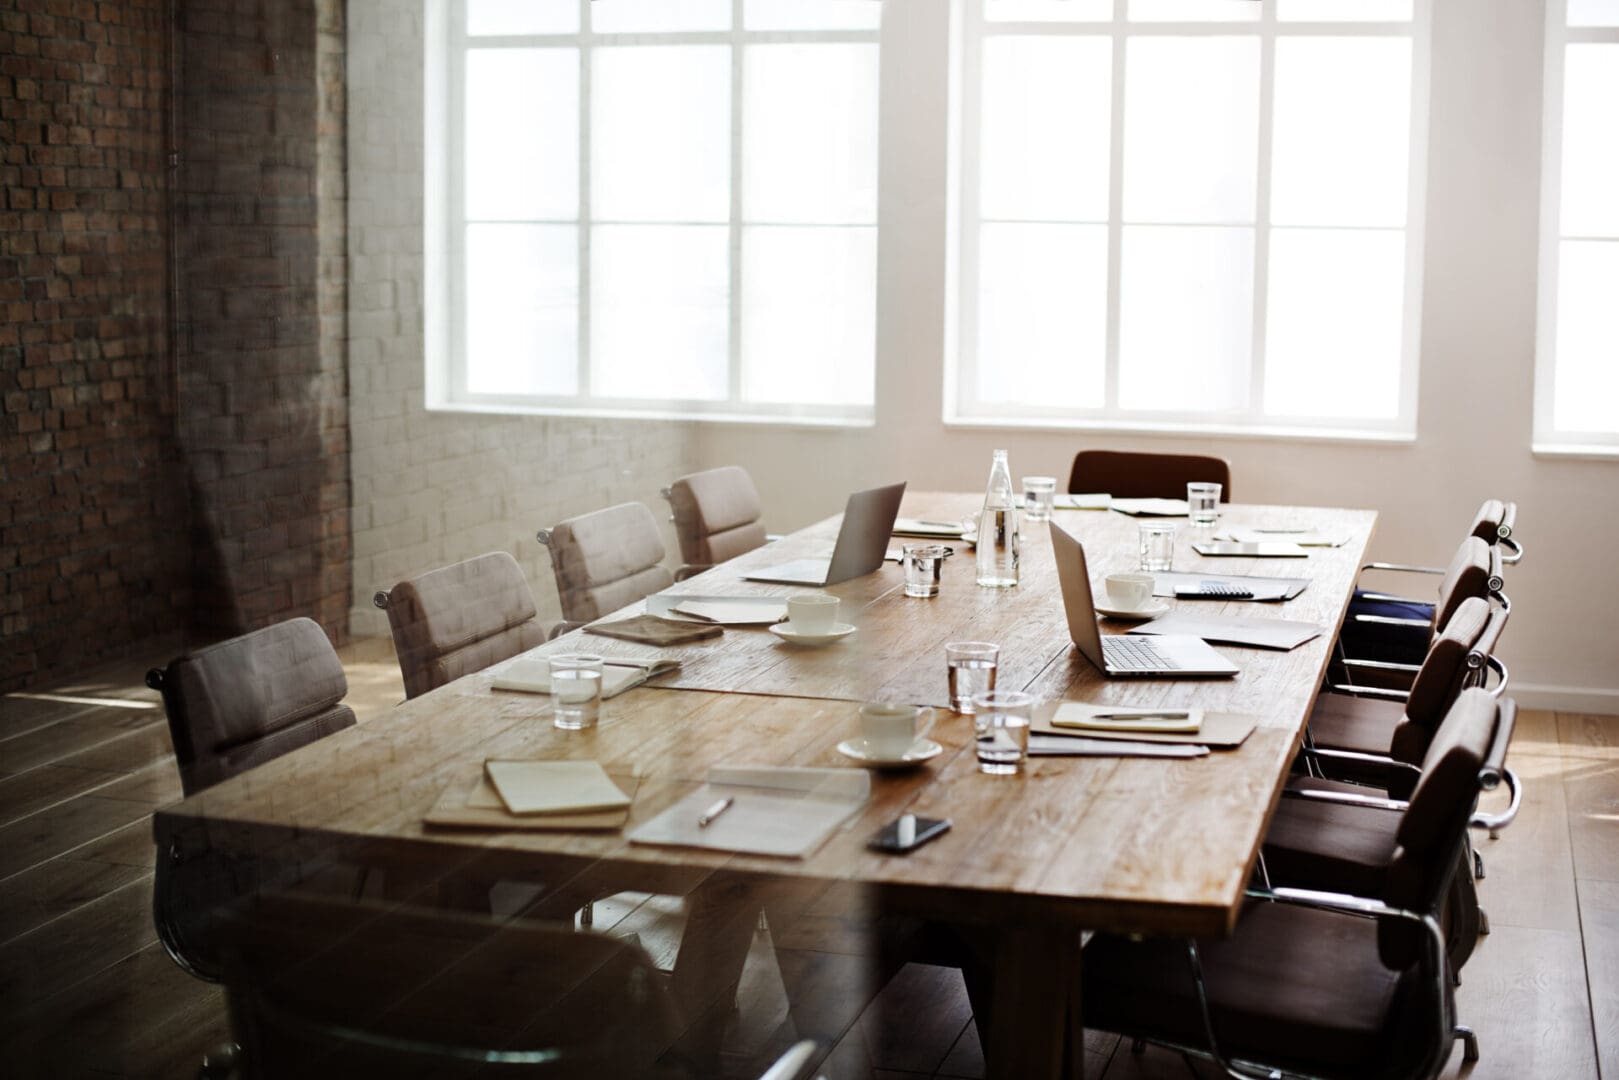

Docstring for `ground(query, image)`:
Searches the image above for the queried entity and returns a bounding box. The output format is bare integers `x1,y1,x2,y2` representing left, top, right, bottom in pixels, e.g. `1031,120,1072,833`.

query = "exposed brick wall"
172,0,350,642
0,0,187,688
346,0,697,636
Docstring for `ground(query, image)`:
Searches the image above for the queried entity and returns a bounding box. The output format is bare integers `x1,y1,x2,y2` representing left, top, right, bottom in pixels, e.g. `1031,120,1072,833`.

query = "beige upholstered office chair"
537,502,674,629
216,891,823,1080
1067,449,1232,500
374,551,549,700
147,617,356,798
661,465,769,576
1081,690,1514,1078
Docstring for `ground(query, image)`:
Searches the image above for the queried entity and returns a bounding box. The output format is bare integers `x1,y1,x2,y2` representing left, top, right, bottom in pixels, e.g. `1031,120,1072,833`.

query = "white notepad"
1128,613,1323,651
628,765,870,859
490,657,677,699
1219,527,1350,548
671,600,789,625
1051,702,1204,734
1110,497,1190,517
484,760,633,816
1054,493,1111,510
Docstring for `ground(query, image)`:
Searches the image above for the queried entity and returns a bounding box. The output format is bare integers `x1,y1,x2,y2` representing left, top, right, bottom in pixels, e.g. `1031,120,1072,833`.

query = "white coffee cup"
859,702,936,759
787,593,839,634
1104,572,1155,611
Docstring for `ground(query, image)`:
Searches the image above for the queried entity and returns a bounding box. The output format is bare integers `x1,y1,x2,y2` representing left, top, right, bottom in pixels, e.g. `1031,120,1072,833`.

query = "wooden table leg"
984,924,1085,1080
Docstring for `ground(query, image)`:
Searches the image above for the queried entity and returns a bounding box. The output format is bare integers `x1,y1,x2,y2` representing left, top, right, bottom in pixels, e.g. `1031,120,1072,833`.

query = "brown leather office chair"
215,891,822,1080
661,465,769,576
1081,689,1513,1078
375,551,549,700
537,502,675,629
147,617,356,798
1067,449,1232,501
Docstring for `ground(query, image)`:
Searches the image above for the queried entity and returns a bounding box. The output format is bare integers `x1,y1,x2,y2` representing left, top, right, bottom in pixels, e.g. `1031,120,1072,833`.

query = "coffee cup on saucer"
859,702,936,760
1103,573,1155,612
787,593,839,635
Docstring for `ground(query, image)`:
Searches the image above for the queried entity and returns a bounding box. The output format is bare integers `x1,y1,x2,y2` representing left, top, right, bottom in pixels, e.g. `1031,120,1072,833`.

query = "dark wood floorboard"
0,648,1611,1079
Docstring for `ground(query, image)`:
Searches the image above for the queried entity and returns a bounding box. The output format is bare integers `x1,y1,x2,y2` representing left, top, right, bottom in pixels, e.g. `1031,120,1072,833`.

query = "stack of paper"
671,600,788,625
424,761,638,831
629,765,869,859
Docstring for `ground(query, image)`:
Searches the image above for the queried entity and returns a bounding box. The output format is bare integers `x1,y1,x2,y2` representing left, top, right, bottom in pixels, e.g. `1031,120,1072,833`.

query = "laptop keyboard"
1101,635,1182,672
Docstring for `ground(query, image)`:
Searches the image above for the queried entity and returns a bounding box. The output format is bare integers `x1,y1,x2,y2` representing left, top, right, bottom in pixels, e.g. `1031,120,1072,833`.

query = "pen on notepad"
697,797,735,828
1088,712,1192,721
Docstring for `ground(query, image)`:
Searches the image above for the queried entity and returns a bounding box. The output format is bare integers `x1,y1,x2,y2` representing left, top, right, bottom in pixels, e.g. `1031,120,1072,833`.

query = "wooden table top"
154,493,1375,937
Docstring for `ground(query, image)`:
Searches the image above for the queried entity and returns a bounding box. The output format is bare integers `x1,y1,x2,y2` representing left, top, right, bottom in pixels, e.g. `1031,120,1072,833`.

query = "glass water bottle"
975,449,1020,587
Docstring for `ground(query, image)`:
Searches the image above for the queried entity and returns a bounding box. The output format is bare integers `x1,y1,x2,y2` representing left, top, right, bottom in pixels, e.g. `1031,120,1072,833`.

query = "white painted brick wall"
346,0,699,638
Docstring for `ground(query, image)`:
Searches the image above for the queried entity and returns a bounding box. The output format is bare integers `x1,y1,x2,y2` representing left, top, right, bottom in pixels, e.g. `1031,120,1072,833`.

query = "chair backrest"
1431,535,1498,636
148,617,355,796
664,465,768,568
1067,449,1233,501
1381,689,1513,968
539,502,674,625
1388,596,1502,773
217,891,682,1078
379,551,548,700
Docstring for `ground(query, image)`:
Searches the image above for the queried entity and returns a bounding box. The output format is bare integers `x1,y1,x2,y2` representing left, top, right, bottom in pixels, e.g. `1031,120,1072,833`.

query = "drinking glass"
945,641,999,714
972,689,1034,775
1138,522,1176,572
550,653,603,729
1187,482,1222,527
1021,476,1057,522
902,544,947,598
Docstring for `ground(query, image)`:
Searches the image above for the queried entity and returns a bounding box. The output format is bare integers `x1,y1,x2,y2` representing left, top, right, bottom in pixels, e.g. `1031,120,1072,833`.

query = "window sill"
426,397,876,430
942,413,1417,447
1531,442,1619,461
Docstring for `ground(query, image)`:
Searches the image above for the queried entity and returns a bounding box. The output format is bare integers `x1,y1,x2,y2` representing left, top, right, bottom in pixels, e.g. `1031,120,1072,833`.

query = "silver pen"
697,796,735,828
1088,711,1192,721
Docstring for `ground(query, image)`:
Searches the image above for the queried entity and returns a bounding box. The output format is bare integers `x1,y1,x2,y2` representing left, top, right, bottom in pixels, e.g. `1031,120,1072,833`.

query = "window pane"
984,0,1111,21
465,224,578,395
975,223,1108,408
744,44,878,225
1569,0,1619,27
1278,0,1411,20
741,227,875,405
1560,45,1619,238
1118,225,1253,412
590,0,730,33
1129,0,1259,22
465,49,578,221
1264,228,1405,420
1271,38,1411,228
745,0,882,30
467,0,577,35
1553,240,1619,434
592,47,730,223
980,36,1112,222
1123,37,1259,224
591,226,729,400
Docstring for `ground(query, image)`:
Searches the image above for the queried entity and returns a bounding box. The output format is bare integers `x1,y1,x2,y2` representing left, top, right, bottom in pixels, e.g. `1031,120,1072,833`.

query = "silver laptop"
743,482,907,587
1049,521,1239,678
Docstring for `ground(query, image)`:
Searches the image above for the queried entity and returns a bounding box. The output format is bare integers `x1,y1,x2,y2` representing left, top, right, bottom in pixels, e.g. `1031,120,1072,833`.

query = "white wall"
347,0,1618,708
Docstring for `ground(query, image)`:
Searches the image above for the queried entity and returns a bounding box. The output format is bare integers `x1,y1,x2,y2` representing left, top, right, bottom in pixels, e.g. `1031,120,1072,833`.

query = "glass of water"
1021,476,1057,522
1138,522,1176,572
1187,482,1222,527
972,690,1034,775
902,543,947,598
550,653,603,730
946,641,999,714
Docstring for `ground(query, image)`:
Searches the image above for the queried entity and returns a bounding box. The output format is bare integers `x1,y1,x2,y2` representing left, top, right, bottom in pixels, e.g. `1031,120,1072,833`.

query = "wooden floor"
0,639,1613,1079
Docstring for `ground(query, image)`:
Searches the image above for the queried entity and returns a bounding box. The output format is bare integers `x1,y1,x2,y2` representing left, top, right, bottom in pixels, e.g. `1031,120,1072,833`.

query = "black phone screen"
868,814,951,853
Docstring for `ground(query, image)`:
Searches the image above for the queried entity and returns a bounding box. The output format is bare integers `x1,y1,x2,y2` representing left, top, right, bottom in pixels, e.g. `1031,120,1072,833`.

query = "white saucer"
769,622,857,647
1094,599,1170,620
837,737,944,769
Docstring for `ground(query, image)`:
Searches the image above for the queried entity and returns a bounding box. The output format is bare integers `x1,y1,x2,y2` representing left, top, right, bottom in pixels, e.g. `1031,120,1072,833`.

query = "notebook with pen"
491,656,680,699
1030,702,1258,748
628,765,870,859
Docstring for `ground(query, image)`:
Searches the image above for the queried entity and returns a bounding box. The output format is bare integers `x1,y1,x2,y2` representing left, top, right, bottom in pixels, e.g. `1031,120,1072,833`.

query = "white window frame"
424,0,881,427
944,0,1431,442
1533,0,1619,458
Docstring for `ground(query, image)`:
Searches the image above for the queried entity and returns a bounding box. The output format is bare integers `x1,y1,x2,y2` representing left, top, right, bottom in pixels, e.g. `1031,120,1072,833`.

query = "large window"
430,0,881,423
1535,0,1619,454
949,0,1429,438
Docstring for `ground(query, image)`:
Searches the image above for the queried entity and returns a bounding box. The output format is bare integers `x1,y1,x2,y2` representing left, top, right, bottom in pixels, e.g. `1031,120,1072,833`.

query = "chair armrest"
1500,536,1524,564
1360,562,1446,577
1298,746,1422,777
1326,682,1411,701
1351,614,1434,629
1472,766,1521,832
1355,591,1434,606
548,620,586,640
1282,787,1409,812
756,1040,821,1080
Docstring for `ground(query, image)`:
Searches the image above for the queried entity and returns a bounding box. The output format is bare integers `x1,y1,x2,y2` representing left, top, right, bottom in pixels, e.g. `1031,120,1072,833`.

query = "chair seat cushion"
1083,901,1407,1076
1262,795,1400,898
1310,692,1403,756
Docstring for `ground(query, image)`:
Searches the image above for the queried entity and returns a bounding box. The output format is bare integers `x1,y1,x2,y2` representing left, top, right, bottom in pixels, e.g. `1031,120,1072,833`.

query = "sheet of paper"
672,600,788,625
484,760,633,816
628,765,869,859
1110,497,1190,517
1028,735,1208,758
1128,613,1323,651
892,517,967,538
1054,493,1111,510
1219,527,1350,548
1051,702,1203,734
491,658,646,699
1149,571,1309,602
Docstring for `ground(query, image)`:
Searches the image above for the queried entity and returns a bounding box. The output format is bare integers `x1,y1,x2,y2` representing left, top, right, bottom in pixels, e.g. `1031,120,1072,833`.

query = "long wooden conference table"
153,492,1376,1079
